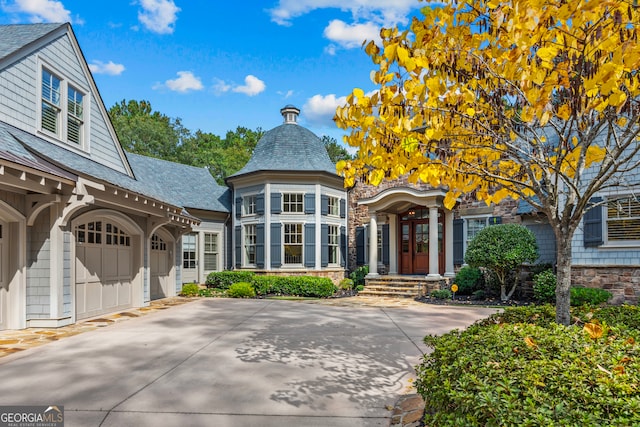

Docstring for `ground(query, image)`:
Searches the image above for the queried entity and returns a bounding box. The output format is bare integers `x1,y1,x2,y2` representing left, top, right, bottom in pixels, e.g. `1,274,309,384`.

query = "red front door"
399,207,445,275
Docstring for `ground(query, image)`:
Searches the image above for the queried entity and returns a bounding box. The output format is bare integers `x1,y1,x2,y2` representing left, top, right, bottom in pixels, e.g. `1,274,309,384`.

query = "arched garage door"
150,232,172,300
75,220,134,320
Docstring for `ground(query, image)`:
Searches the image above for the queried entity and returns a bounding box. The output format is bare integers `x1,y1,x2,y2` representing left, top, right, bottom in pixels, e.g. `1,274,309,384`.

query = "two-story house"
0,23,230,330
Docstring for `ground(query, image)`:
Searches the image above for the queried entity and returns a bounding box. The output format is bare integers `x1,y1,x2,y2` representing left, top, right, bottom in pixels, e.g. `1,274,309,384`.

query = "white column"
388,213,398,274
427,206,440,278
367,212,379,277
444,210,455,277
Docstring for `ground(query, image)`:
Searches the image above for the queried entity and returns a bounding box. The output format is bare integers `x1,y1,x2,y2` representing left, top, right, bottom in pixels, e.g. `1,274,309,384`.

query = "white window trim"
603,195,640,248
282,193,304,214
203,232,219,271
328,224,340,265
242,194,258,217
327,196,340,217
37,58,91,152
282,222,304,265
244,223,257,267
462,215,490,253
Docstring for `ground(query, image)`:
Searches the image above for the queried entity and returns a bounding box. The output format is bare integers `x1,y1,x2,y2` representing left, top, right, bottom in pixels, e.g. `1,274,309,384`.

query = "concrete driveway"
0,299,497,427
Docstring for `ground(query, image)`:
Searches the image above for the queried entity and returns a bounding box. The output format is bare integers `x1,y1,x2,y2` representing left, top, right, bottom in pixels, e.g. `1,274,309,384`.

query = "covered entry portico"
358,187,455,279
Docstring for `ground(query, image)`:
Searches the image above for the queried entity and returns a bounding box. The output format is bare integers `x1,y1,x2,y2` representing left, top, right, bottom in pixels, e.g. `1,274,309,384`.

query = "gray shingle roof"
127,153,230,213
1,121,228,213
0,23,66,62
229,110,336,179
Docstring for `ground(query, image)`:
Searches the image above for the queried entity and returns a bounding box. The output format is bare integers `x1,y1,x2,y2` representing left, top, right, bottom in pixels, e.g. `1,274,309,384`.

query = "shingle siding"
26,208,51,318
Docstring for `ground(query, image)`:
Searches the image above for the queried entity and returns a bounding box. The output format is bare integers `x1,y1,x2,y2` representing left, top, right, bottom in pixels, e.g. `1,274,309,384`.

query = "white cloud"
303,94,347,127
213,78,232,95
268,0,419,27
137,0,180,34
88,60,125,76
154,71,203,93
2,0,77,23
323,19,380,49
277,89,295,99
232,75,266,96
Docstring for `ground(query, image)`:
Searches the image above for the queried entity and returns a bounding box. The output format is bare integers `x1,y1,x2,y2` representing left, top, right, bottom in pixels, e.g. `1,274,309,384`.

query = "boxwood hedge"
416,305,640,426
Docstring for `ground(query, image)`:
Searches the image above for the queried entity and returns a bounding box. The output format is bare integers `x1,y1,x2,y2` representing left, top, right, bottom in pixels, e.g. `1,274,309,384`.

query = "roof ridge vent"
280,105,300,124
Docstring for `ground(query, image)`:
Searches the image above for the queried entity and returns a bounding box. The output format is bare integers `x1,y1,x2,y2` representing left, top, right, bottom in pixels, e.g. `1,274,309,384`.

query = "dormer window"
39,64,87,148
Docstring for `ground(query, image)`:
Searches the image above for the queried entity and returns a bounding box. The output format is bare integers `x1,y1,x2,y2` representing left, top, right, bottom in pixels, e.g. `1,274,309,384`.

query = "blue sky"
0,0,425,144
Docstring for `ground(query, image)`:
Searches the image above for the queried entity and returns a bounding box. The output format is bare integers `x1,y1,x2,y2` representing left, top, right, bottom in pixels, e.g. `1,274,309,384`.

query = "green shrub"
533,269,557,303
477,304,558,328
471,289,486,300
350,265,369,287
356,284,364,292
227,282,256,298
416,309,640,426
465,223,539,301
453,266,484,295
180,283,199,297
431,289,452,299
206,271,255,289
571,286,612,306
252,275,337,298
339,278,354,290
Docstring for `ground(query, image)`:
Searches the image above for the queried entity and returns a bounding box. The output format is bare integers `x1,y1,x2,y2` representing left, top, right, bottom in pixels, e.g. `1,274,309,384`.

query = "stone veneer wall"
572,265,640,305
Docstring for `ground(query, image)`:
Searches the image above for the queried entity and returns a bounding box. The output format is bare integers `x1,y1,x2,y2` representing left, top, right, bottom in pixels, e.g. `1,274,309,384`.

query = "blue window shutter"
235,197,242,219
584,197,603,247
256,194,265,215
234,226,242,268
453,219,464,265
304,224,316,267
356,226,365,266
321,195,329,215
305,193,315,214
270,223,281,267
488,216,502,225
321,224,329,267
340,226,347,267
382,224,390,265
271,193,281,214
256,224,265,268
340,199,346,218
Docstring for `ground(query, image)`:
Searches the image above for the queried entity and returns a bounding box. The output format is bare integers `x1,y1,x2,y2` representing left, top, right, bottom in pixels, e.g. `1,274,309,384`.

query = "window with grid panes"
328,196,339,216
607,196,640,242
284,223,303,264
204,233,218,270
67,86,84,145
328,225,340,264
283,193,303,213
41,69,61,136
244,225,257,265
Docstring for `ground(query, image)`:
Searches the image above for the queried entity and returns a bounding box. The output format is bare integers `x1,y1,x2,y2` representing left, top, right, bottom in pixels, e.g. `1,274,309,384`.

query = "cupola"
280,104,300,124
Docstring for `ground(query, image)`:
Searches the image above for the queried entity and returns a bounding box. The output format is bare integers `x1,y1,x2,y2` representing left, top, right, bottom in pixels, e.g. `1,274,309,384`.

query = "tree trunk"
555,238,573,325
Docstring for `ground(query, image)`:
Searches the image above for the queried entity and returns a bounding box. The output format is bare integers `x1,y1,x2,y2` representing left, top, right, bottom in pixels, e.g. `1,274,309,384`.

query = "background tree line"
108,99,353,185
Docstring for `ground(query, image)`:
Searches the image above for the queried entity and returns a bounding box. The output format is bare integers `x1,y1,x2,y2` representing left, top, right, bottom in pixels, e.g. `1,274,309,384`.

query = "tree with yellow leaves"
335,0,640,325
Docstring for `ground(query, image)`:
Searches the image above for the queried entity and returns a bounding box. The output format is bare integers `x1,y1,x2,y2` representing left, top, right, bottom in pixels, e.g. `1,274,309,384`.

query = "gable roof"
126,153,231,213
0,23,65,62
228,106,336,180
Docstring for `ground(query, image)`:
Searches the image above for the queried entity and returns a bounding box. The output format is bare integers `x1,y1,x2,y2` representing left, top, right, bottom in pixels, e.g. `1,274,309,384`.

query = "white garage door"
150,233,171,300
0,222,7,330
75,221,133,320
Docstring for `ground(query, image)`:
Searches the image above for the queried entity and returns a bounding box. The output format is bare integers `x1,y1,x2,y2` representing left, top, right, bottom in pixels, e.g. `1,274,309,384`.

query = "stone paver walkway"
0,297,195,358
